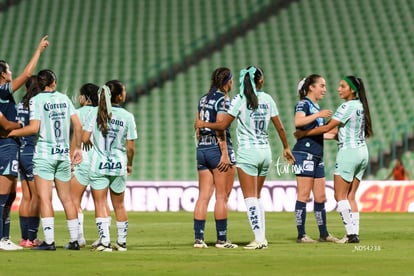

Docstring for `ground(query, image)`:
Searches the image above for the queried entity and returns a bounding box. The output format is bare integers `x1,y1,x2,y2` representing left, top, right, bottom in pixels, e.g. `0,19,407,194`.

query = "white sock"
67,219,79,242
116,221,128,244
96,217,111,246
78,212,84,240
258,198,266,239
337,200,355,235
351,212,360,235
42,217,54,244
244,197,265,243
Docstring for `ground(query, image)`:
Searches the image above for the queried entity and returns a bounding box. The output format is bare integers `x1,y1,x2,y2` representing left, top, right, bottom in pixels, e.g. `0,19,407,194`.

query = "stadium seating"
0,0,412,181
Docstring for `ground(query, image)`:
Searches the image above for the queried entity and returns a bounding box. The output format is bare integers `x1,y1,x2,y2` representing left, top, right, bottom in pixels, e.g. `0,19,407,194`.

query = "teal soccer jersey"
84,106,138,176
332,99,366,149
228,91,279,149
29,91,76,161
76,105,96,164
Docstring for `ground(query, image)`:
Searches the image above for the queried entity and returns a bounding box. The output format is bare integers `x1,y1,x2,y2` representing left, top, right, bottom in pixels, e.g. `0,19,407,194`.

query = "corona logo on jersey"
43,102,67,111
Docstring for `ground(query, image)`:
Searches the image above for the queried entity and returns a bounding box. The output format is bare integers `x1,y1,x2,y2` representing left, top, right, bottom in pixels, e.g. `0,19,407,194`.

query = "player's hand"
194,112,204,129
318,109,332,118
294,129,306,140
83,140,93,151
283,148,295,165
71,148,83,165
217,155,231,172
38,35,49,52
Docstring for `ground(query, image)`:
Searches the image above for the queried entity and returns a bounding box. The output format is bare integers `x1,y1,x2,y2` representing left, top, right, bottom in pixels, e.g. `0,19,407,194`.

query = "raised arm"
11,36,49,92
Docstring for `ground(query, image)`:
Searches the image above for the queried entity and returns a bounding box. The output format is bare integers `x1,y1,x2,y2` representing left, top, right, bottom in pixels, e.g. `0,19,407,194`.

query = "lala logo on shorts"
99,161,122,170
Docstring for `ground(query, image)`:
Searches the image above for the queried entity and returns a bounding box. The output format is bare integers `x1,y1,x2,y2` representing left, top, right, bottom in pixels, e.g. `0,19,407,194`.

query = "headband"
297,78,306,95
98,85,112,117
239,67,257,97
343,76,358,94
223,72,233,85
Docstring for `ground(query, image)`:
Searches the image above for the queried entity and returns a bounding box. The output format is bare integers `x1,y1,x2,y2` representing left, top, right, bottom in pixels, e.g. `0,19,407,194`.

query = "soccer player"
0,35,48,250
292,74,338,243
8,69,83,250
82,80,137,252
195,66,295,249
295,76,373,243
67,83,111,248
193,67,237,249
17,76,42,247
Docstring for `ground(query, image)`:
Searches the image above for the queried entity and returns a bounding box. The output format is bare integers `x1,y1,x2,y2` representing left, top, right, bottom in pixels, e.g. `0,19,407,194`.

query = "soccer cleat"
193,239,208,248
318,233,339,242
243,240,268,250
64,241,80,250
215,240,238,249
91,238,101,248
93,243,112,252
0,238,23,250
296,235,317,243
32,241,56,251
336,234,360,244
20,239,28,247
32,238,43,247
113,241,127,251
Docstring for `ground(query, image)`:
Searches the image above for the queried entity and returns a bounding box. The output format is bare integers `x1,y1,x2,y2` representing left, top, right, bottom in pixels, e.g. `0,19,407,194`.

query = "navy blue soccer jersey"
16,101,36,151
197,90,232,145
292,97,324,157
0,82,18,146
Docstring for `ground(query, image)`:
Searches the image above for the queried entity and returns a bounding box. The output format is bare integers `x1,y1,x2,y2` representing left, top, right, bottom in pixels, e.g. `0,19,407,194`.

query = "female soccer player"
0,35,48,250
193,67,237,249
9,69,83,250
82,80,137,252
295,75,373,243
195,66,295,249
292,74,338,243
68,83,111,248
18,76,42,247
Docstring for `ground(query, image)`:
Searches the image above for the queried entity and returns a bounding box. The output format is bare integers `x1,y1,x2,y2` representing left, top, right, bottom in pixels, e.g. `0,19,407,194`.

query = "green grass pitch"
2,211,413,275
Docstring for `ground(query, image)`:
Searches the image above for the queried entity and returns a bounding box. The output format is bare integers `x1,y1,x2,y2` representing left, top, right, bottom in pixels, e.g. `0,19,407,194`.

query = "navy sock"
3,192,16,238
295,201,307,238
0,194,8,238
215,218,227,242
194,219,206,240
28,216,40,241
314,201,328,238
20,216,29,240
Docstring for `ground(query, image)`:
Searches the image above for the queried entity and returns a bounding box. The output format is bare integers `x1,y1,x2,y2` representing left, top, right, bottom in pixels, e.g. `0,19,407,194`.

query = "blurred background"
1,0,412,181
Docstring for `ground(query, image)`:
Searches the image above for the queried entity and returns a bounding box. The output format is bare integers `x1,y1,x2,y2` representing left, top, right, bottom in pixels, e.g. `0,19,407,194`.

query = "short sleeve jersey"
83,106,138,176
197,90,232,146
0,82,18,146
292,98,324,156
16,101,36,152
29,91,76,161
228,91,278,149
76,105,96,163
332,99,366,149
